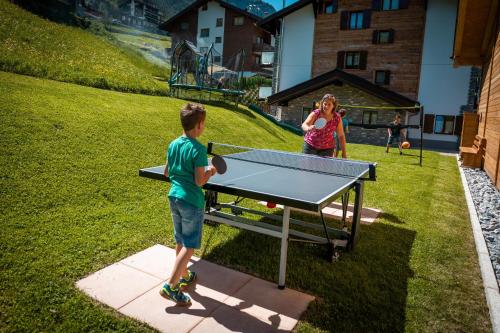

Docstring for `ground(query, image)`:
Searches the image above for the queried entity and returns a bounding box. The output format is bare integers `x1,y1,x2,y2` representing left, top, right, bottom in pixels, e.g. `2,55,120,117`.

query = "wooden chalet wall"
223,11,268,72
168,9,198,49
478,29,500,189
312,0,426,101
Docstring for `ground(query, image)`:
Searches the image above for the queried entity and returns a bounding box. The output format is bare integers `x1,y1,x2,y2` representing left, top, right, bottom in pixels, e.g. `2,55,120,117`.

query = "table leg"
348,181,364,251
278,206,291,289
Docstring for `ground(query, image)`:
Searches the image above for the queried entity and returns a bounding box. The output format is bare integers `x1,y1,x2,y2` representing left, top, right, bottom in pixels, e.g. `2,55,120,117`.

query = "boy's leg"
175,244,189,278
168,247,194,287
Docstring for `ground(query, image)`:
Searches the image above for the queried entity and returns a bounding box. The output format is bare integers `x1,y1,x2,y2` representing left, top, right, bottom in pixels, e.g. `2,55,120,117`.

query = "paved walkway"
76,245,314,333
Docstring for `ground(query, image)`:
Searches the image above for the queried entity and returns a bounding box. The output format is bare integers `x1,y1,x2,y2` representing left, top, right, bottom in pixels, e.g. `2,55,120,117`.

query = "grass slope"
0,71,491,332
0,0,167,95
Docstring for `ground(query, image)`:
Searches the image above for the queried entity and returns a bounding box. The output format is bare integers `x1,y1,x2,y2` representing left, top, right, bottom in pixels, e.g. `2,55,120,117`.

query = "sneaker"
400,151,403,155
159,283,191,306
179,270,197,290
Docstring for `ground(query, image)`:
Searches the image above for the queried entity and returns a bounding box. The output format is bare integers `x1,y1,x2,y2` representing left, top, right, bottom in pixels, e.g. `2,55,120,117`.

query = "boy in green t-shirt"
160,103,217,306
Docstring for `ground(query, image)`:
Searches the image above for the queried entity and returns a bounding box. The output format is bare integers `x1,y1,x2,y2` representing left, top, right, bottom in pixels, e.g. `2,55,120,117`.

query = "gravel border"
457,157,500,333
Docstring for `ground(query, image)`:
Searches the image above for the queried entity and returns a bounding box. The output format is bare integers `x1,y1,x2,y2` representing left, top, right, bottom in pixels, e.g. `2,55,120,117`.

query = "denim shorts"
168,197,204,249
387,135,401,145
302,141,334,157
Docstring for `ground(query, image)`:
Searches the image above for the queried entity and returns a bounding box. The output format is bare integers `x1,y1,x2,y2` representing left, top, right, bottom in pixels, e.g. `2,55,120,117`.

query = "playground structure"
168,40,246,108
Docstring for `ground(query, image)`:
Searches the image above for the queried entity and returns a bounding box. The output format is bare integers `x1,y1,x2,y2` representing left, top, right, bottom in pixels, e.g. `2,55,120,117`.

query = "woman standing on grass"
301,94,347,158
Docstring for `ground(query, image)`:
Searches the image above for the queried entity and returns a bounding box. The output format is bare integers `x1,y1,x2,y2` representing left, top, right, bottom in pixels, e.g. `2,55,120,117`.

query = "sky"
265,0,299,11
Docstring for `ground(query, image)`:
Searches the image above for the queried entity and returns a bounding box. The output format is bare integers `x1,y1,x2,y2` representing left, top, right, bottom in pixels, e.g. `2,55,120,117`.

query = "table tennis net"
208,142,375,179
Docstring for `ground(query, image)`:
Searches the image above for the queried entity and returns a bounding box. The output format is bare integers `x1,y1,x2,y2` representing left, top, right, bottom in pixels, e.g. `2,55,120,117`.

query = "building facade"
160,0,273,75
260,0,475,149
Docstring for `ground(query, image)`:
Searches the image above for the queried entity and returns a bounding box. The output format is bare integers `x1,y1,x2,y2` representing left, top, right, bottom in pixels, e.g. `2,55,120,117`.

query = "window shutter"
454,115,463,136
372,30,379,44
384,70,391,84
424,114,435,133
337,51,345,69
363,10,372,28
389,29,395,43
340,11,349,30
359,51,368,69
399,0,410,9
372,0,381,10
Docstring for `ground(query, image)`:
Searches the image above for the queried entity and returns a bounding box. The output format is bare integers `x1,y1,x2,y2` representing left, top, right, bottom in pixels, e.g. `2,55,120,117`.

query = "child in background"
161,103,217,306
334,109,349,157
386,114,407,155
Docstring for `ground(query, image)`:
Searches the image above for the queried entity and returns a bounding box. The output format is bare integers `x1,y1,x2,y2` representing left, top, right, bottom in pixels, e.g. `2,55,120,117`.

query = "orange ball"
402,141,411,149
266,202,276,208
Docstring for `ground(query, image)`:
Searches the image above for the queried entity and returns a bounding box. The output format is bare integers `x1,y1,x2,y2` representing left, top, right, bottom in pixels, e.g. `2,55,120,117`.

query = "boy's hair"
338,108,347,117
180,103,206,131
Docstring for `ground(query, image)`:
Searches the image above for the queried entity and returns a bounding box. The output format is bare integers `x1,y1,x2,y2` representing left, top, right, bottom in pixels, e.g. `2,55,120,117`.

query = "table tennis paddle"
211,154,227,174
314,117,327,130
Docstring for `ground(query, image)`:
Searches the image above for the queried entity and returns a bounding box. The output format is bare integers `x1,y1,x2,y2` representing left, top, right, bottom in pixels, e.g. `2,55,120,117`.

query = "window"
255,36,263,44
383,0,400,10
233,16,244,26
374,70,390,85
337,51,367,69
201,4,207,10
318,0,338,14
372,0,408,10
255,55,261,65
434,115,455,134
180,22,189,31
341,10,371,30
373,29,394,44
302,107,313,122
200,28,209,37
261,51,274,65
214,55,221,63
346,52,360,68
363,111,378,125
215,36,222,43
349,11,364,29
216,18,223,27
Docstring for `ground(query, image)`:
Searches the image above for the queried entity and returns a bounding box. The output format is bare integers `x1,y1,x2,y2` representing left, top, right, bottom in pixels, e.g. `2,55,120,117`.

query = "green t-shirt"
167,136,208,208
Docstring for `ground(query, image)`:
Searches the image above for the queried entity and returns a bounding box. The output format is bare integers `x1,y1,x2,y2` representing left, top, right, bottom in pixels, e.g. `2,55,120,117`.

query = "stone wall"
277,82,410,146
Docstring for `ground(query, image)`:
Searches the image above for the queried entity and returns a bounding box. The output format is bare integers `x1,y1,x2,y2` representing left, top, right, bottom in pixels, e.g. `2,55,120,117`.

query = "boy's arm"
164,162,169,177
194,166,216,186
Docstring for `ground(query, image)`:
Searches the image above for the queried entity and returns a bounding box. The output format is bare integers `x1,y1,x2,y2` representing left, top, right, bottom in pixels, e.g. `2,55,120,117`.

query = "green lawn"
0,71,491,332
0,0,168,95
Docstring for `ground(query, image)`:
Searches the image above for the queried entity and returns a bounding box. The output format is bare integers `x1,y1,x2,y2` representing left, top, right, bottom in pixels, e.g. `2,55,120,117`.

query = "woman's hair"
338,108,347,117
395,113,401,120
180,103,206,130
319,94,337,113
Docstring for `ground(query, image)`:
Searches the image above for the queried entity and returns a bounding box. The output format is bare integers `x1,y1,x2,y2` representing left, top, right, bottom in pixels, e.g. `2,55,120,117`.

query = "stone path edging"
457,157,500,333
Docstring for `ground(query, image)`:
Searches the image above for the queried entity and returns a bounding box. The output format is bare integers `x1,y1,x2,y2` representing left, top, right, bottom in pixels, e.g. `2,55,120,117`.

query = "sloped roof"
267,68,419,108
160,0,261,31
258,0,318,35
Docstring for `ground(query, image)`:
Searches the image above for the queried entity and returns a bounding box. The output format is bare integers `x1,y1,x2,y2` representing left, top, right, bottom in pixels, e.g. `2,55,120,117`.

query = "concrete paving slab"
76,262,162,309
120,244,198,280
77,244,315,333
120,283,221,333
190,303,290,333
223,277,315,330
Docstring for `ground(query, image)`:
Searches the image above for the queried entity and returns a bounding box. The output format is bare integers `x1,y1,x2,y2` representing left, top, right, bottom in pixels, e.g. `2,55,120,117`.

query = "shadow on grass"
201,221,415,332
379,212,406,224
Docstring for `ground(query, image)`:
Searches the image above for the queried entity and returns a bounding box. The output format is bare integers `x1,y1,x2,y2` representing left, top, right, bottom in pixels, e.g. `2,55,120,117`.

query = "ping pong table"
139,142,376,289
